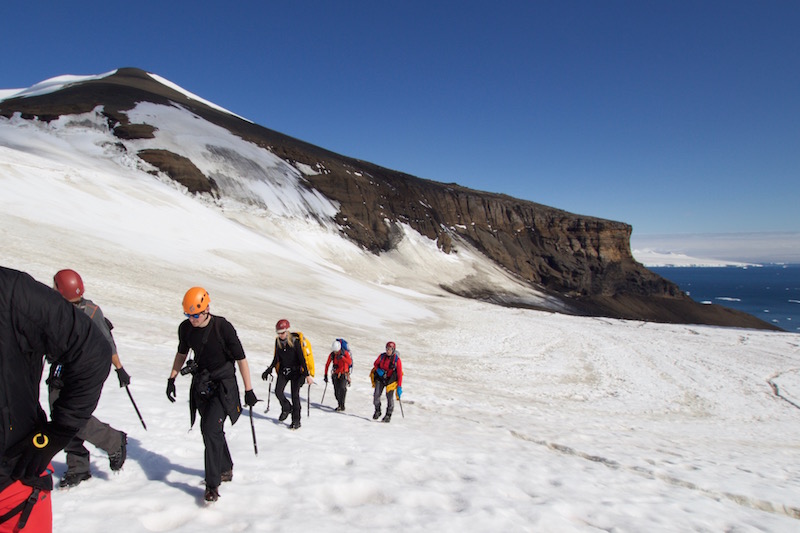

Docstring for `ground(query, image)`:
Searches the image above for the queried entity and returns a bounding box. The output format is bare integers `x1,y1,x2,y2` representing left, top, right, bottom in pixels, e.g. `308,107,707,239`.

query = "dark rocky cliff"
0,68,778,330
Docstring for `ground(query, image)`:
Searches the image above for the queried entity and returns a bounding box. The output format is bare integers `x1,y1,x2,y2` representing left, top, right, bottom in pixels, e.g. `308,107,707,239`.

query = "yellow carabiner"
32,433,49,449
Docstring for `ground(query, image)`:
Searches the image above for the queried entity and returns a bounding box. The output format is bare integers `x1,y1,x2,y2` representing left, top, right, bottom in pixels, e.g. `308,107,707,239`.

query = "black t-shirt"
177,315,245,372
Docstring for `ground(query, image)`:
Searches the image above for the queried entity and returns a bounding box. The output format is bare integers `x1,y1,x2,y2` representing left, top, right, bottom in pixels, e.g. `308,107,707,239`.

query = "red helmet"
183,287,210,314
54,269,84,301
386,341,396,352
276,319,290,333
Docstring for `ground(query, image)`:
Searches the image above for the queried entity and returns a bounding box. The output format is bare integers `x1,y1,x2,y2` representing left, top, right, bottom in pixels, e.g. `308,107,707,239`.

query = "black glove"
261,367,273,381
9,422,76,480
166,377,176,402
115,367,131,387
244,389,258,407
324,375,328,383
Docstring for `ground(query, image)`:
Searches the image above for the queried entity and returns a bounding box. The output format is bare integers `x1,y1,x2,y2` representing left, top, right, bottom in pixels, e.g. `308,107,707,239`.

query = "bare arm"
169,352,188,379
237,358,253,391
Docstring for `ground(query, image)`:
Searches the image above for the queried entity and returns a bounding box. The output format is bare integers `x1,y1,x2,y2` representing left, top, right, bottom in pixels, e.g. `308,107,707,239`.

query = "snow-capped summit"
0,68,777,330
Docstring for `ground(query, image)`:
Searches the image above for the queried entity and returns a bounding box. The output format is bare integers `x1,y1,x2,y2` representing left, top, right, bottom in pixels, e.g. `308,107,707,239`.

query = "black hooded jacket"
0,267,111,490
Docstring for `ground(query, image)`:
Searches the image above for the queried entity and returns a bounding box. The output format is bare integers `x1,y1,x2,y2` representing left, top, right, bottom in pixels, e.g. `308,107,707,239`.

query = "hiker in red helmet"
370,342,403,423
50,269,129,488
261,319,312,430
166,287,258,502
0,267,110,533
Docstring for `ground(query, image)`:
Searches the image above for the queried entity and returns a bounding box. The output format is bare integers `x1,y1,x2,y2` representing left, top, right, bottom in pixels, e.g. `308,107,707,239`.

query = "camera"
180,359,198,376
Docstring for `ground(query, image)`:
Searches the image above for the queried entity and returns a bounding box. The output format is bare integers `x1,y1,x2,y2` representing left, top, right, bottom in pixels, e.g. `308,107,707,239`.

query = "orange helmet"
275,319,290,333
54,269,84,301
183,287,210,314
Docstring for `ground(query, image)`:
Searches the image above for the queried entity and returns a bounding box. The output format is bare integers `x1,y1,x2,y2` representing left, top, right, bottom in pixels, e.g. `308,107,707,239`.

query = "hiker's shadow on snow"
127,437,205,498
255,402,373,423
312,402,374,422
50,459,114,483
249,407,272,421
253,408,294,427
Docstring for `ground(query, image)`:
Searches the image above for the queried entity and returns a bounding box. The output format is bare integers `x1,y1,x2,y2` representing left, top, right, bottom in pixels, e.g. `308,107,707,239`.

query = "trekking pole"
249,406,258,455
307,382,311,417
125,386,147,430
397,390,405,419
321,379,328,405
264,374,273,414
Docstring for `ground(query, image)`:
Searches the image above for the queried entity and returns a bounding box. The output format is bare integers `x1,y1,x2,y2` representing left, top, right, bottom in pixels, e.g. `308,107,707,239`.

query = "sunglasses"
184,311,205,319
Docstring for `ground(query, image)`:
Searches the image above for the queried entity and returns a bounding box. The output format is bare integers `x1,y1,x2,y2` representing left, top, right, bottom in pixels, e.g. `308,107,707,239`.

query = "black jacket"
0,267,111,490
269,334,308,378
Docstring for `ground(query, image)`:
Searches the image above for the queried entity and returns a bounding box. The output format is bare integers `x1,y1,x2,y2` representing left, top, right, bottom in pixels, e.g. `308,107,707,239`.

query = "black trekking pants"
50,385,122,474
199,394,233,489
332,374,348,409
275,371,303,423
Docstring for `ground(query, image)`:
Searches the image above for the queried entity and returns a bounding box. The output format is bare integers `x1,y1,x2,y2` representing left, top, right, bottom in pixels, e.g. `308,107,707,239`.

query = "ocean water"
650,264,800,332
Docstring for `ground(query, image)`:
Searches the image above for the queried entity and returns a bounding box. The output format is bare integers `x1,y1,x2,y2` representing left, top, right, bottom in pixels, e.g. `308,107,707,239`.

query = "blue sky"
2,1,798,240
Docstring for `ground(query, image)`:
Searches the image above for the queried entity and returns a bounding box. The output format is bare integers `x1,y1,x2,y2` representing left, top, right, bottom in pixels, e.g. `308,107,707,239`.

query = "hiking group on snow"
0,266,404,530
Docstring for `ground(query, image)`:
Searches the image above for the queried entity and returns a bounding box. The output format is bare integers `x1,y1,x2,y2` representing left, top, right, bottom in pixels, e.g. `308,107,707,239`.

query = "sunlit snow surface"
2,103,800,532
0,70,118,102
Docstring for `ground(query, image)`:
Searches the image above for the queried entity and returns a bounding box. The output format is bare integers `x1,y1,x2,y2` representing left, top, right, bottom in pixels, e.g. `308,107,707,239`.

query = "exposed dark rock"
137,149,216,195
0,68,780,330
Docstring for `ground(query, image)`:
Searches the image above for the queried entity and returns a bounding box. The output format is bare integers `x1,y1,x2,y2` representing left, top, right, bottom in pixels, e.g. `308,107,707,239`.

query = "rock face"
0,68,779,330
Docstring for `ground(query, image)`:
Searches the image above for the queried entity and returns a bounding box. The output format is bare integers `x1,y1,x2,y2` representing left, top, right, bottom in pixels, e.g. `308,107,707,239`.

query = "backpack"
336,338,354,372
292,331,315,377
370,352,401,390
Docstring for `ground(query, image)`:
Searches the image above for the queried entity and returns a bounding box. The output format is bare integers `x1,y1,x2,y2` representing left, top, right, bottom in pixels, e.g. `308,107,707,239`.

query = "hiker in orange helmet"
166,287,258,502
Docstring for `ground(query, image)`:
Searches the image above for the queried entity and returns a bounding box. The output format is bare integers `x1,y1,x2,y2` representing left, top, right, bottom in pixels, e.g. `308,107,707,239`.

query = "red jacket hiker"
325,348,353,377
324,340,353,412
371,341,403,423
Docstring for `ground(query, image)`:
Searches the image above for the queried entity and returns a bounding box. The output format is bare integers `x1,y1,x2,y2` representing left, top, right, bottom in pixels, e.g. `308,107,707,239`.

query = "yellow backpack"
292,331,315,377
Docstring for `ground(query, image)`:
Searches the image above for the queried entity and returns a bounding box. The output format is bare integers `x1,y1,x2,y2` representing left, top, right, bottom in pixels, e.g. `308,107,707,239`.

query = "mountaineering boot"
382,413,392,423
221,470,233,482
205,485,220,502
279,410,290,421
59,471,91,488
372,407,381,420
289,420,301,430
109,432,127,471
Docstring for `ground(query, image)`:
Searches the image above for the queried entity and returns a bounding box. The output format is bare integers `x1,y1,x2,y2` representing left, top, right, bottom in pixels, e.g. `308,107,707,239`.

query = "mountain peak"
0,68,779,330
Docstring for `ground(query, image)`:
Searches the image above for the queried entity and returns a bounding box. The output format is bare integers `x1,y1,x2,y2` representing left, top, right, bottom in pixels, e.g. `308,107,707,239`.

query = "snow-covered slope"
2,86,800,532
1,99,555,309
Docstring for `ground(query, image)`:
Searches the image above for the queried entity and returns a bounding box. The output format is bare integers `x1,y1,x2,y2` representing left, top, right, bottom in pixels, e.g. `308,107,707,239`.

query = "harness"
0,487,42,530
331,351,350,377
378,353,398,381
